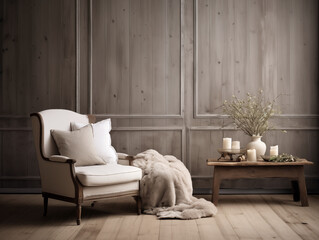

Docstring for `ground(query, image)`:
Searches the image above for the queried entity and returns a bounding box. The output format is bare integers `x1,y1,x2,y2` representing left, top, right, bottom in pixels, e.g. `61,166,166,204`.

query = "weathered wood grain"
1,0,76,115
111,129,182,160
91,0,181,116
1,194,319,239
196,0,319,115
0,0,318,193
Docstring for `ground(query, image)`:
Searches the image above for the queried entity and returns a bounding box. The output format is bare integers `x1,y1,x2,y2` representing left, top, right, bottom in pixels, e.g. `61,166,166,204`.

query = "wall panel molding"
270,114,319,119
189,126,319,131
113,126,183,131
194,113,319,119
94,114,183,119
0,176,40,180
0,116,30,119
75,0,81,113
88,0,93,114
0,128,32,131
2,114,319,119
193,0,199,119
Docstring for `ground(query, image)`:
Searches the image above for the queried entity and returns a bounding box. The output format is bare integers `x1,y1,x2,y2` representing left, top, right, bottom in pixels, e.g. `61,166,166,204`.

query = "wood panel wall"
195,0,318,116
0,0,318,193
0,0,76,190
191,0,319,191
91,0,181,116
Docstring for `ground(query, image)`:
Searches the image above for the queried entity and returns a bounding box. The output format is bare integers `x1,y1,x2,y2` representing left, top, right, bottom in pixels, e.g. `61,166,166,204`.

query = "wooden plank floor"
0,194,319,240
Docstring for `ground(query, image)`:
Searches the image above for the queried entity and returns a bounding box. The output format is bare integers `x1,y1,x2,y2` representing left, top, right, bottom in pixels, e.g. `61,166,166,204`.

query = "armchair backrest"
31,109,92,159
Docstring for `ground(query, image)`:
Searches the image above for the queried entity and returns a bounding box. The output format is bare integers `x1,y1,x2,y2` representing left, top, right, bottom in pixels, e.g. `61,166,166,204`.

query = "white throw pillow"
71,119,118,164
51,124,105,167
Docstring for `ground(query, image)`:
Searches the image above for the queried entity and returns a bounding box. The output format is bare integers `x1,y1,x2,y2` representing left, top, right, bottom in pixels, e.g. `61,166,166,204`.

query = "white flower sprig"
223,90,278,136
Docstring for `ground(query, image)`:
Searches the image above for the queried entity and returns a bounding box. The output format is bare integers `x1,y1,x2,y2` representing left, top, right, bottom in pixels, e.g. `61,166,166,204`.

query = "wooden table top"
206,159,313,166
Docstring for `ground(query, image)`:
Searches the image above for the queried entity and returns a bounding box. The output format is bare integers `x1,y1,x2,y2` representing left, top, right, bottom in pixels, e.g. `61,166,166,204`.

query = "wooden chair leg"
43,196,48,216
134,196,142,215
137,197,142,215
76,204,82,225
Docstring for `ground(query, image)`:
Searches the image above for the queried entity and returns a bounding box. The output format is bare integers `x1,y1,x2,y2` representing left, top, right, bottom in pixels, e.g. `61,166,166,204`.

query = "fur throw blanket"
132,149,217,219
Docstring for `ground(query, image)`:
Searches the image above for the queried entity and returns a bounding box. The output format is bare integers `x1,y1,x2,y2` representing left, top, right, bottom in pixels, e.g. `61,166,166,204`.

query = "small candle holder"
217,149,246,161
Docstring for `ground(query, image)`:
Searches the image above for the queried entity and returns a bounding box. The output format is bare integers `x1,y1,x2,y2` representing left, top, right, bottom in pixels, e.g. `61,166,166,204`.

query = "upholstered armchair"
30,109,142,225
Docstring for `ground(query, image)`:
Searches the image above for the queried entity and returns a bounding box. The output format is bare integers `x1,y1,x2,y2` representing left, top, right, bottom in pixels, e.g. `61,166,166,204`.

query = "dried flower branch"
223,90,279,136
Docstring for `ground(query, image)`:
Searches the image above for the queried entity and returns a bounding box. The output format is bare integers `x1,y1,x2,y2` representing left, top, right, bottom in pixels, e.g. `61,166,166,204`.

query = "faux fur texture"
133,149,217,219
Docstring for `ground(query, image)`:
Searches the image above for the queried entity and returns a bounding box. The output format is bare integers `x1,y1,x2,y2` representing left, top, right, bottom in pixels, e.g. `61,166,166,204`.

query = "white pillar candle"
223,138,232,150
247,149,257,162
232,141,240,150
270,145,279,157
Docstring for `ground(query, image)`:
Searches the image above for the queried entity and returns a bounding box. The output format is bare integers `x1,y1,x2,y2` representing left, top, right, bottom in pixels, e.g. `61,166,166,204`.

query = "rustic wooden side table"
206,159,313,206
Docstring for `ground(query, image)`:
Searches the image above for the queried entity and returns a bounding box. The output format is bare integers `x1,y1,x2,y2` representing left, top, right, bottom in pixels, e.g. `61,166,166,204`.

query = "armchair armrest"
117,153,134,166
49,155,76,164
41,157,78,198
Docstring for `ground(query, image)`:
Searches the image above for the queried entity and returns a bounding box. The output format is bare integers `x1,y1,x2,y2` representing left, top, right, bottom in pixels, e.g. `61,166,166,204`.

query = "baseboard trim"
193,188,319,195
0,188,42,194
1,187,318,195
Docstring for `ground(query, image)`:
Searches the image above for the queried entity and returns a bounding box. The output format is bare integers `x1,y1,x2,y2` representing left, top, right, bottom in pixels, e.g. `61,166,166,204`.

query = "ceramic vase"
246,135,266,160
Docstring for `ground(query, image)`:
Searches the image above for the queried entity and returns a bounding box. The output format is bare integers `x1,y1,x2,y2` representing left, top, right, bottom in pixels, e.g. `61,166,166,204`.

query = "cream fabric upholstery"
40,160,76,198
39,109,90,158
71,119,118,164
30,109,141,224
51,125,105,166
31,114,76,198
83,181,139,199
75,165,142,187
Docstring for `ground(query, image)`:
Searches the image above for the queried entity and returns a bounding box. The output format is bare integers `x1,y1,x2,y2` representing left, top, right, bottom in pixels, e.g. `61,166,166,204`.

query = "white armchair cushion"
75,164,142,187
71,119,118,164
51,124,105,166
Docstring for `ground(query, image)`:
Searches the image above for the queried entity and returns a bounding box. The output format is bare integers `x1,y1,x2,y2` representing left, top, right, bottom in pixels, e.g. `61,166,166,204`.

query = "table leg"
298,167,309,207
212,168,220,206
291,180,300,202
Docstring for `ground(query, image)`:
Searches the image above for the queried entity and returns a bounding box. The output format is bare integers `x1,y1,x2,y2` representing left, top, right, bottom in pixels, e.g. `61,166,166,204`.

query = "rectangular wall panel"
0,0,76,190
91,0,181,116
0,130,40,188
0,131,38,177
189,129,250,176
111,129,183,160
189,129,319,177
190,128,319,191
195,0,319,116
1,0,76,115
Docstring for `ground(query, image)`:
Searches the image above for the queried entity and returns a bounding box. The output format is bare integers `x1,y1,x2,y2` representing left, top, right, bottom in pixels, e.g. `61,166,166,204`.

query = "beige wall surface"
0,0,318,193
